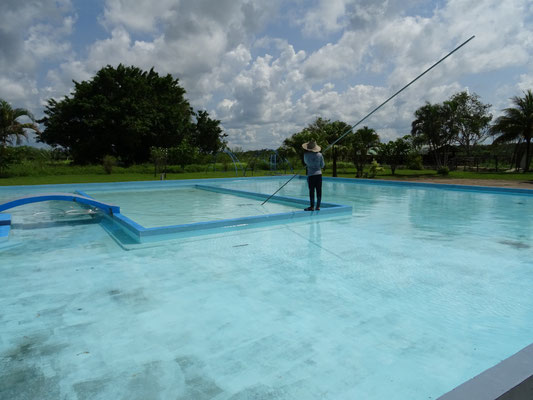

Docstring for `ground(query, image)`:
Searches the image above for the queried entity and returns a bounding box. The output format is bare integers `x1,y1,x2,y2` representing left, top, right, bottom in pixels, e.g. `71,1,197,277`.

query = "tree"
189,110,227,154
0,99,40,147
324,120,351,177
445,91,492,156
168,140,199,168
39,64,195,165
348,126,380,177
411,92,492,169
379,136,411,175
279,126,320,164
490,89,533,172
411,102,453,169
279,117,351,176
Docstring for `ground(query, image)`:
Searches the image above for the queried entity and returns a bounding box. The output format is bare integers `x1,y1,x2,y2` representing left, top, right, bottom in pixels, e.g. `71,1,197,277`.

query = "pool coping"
76,183,352,243
437,343,533,400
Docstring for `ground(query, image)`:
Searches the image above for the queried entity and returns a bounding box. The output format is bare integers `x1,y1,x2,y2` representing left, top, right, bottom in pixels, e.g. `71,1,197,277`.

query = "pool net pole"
261,35,475,206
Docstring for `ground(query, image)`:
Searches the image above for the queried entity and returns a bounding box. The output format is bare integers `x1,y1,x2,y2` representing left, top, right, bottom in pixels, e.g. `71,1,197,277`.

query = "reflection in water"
407,189,483,237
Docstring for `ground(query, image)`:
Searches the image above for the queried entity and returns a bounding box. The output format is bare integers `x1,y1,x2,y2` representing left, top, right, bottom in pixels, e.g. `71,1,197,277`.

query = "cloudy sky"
1,0,532,150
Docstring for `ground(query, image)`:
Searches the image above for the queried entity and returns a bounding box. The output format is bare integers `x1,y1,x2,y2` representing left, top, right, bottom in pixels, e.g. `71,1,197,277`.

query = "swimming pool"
1,176,532,399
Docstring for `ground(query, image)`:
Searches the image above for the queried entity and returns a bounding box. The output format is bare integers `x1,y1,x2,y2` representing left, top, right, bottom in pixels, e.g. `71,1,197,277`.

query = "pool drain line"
262,35,476,205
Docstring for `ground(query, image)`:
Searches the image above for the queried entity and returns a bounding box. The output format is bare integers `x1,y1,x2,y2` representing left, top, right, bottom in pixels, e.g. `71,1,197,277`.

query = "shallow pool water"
85,186,301,228
1,177,532,399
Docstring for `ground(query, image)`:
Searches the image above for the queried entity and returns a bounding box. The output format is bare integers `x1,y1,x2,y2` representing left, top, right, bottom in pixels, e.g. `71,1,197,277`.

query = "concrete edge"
438,343,533,400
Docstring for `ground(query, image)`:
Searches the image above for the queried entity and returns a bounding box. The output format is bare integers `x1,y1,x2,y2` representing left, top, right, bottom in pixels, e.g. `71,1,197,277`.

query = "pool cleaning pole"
261,35,475,206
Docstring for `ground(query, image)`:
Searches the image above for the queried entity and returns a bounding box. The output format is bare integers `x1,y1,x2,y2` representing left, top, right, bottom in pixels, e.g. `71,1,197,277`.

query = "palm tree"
490,90,533,172
0,99,40,147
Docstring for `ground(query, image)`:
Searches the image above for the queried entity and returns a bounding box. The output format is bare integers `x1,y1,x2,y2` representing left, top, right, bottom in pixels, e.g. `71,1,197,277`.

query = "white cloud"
0,0,75,115
101,0,177,32
300,0,348,36
517,73,533,93
0,77,31,101
1,0,533,151
302,32,368,82
0,0,74,72
25,19,73,61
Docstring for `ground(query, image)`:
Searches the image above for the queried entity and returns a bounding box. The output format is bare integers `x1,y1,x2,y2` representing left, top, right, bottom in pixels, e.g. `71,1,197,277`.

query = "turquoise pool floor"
1,178,532,399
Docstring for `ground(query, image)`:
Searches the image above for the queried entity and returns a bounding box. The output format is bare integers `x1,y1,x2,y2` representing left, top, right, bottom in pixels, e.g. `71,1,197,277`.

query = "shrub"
102,155,117,174
184,164,205,173
406,153,424,170
367,159,384,178
255,160,270,170
437,166,450,176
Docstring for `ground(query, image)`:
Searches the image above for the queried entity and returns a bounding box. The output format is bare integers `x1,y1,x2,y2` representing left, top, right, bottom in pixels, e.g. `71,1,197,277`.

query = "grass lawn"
324,167,533,182
1,167,533,186
0,170,275,186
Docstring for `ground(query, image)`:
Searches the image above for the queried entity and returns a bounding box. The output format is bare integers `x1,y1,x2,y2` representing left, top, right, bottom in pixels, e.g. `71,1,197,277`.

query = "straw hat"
302,140,321,152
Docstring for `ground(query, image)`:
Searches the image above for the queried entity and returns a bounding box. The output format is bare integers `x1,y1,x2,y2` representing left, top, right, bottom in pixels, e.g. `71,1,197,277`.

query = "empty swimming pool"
1,176,532,399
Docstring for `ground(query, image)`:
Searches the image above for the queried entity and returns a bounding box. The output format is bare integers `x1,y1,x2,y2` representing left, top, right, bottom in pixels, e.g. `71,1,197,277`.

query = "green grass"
323,167,533,182
2,163,533,186
376,169,533,181
0,170,276,186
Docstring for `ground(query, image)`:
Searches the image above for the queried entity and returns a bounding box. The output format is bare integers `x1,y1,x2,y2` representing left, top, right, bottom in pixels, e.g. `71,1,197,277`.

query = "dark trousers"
307,174,322,208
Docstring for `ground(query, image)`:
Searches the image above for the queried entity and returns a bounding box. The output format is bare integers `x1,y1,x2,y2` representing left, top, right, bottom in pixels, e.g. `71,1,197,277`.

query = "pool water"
1,177,532,399
85,186,302,228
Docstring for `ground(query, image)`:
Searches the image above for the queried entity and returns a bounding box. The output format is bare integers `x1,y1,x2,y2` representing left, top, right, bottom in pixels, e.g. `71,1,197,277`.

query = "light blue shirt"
304,152,325,176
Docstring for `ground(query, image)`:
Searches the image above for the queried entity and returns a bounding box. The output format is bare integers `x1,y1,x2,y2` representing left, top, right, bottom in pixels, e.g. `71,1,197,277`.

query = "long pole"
261,35,475,205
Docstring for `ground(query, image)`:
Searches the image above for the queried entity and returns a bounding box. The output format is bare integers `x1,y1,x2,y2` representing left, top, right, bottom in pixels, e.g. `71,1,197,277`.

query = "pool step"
0,213,11,241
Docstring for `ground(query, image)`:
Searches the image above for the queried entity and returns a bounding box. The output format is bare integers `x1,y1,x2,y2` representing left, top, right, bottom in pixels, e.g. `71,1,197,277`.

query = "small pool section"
78,183,351,244
1,176,532,399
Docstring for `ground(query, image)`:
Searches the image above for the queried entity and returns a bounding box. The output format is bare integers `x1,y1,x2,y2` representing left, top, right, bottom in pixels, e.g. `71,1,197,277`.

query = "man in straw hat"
302,140,325,211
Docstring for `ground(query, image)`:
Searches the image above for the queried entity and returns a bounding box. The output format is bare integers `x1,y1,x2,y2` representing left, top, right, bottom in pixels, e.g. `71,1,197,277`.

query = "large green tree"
0,99,40,147
444,91,492,156
279,123,322,161
378,136,411,175
279,117,351,176
411,102,452,169
348,126,380,177
39,64,220,165
323,120,351,177
190,110,227,154
411,92,492,168
490,89,533,172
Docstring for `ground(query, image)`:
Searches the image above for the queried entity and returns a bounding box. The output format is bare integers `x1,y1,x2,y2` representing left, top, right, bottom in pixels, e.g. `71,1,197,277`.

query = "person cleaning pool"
302,140,325,211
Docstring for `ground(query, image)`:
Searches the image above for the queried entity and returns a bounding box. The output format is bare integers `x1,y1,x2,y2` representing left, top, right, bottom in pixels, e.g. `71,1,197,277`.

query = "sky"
1,0,532,150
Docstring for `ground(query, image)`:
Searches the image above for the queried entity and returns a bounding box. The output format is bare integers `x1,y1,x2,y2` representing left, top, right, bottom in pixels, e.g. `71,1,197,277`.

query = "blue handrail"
0,193,119,215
